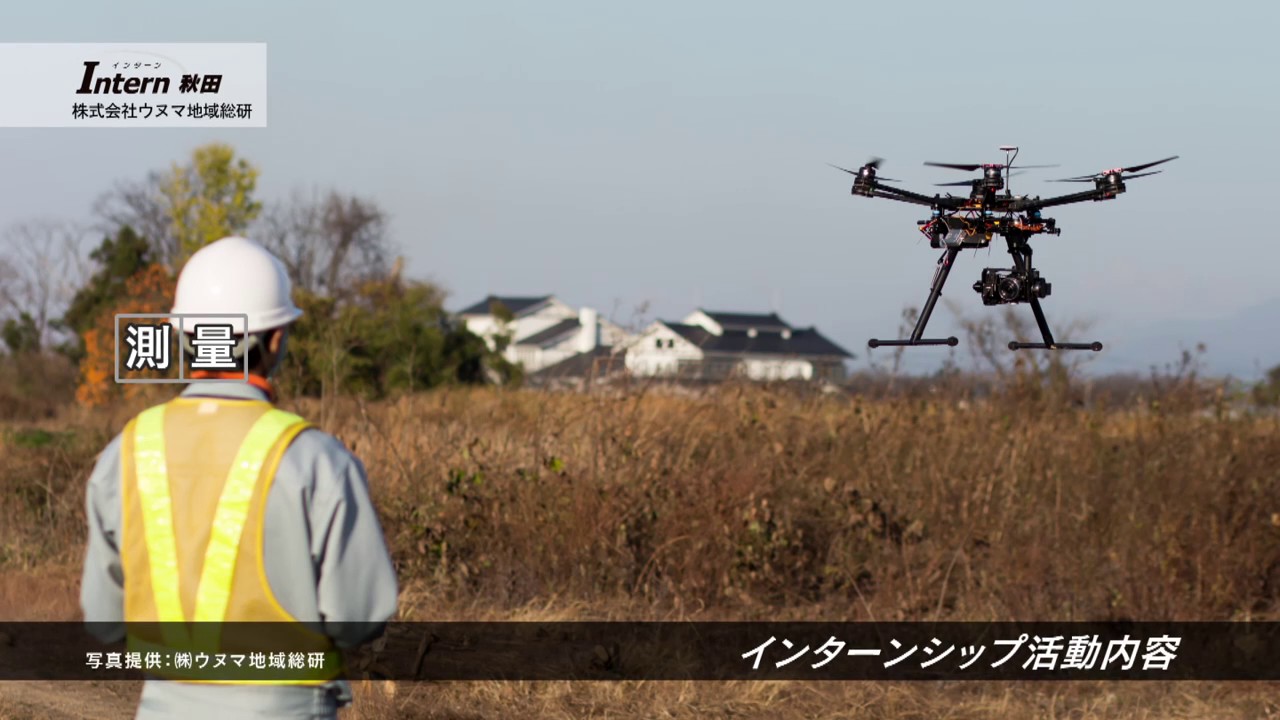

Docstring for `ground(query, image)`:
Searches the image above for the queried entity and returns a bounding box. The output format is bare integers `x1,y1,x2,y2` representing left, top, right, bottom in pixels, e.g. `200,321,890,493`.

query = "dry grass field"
2,380,1279,718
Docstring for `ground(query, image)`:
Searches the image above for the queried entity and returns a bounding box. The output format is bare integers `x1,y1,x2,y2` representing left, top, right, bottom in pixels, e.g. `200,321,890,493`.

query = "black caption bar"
3,622,1278,681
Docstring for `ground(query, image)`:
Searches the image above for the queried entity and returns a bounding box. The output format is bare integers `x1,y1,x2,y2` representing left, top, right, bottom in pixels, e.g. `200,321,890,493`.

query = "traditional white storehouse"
622,309,852,382
457,294,630,374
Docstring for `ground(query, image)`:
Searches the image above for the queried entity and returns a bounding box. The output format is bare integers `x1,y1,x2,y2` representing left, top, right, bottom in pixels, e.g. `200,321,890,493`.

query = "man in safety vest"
80,236,399,718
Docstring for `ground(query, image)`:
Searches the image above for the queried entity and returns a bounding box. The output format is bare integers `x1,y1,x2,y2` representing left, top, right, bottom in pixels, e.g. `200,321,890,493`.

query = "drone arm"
863,183,964,210
1030,187,1113,209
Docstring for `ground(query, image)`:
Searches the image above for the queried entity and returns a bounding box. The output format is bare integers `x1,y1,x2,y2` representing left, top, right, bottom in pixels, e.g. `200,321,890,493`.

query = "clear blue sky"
2,1,1277,377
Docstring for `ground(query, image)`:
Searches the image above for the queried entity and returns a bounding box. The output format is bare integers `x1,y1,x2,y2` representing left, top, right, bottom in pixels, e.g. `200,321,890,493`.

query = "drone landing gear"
1005,242,1102,352
1006,300,1103,351
868,240,1106,352
868,247,961,349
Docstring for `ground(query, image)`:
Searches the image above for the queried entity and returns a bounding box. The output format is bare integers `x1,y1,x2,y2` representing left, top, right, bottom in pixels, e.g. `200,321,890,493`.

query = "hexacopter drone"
833,146,1177,351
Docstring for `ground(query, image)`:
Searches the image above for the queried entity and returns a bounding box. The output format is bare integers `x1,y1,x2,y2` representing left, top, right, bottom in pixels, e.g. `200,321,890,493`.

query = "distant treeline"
0,142,1277,420
0,142,521,418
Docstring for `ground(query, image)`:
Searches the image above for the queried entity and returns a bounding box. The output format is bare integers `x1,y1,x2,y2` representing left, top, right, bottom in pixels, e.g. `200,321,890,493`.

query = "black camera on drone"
973,268,1051,306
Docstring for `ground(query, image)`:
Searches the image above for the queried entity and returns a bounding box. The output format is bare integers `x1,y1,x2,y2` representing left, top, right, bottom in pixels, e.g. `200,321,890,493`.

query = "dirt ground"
0,681,140,719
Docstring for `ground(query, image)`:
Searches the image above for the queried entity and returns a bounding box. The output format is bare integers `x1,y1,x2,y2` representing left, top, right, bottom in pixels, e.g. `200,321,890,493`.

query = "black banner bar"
3,622,1278,681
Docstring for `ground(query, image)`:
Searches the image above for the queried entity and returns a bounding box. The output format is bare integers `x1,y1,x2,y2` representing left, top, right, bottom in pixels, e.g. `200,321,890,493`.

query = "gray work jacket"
80,381,399,718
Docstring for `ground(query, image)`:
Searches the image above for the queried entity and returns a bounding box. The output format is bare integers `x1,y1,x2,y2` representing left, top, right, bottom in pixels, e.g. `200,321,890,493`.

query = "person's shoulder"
289,424,357,456
278,424,366,484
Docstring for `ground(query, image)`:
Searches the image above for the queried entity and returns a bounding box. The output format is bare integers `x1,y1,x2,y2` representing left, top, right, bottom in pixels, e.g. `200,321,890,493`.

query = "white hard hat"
169,236,303,335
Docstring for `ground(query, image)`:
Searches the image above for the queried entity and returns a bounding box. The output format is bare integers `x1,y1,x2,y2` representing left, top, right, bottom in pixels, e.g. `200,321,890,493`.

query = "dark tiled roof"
663,322,851,359
699,309,792,332
530,346,625,379
663,323,716,346
458,295,552,317
517,318,581,347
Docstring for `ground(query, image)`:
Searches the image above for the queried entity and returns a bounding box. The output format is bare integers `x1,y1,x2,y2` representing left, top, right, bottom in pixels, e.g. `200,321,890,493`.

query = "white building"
622,309,851,382
457,294,631,374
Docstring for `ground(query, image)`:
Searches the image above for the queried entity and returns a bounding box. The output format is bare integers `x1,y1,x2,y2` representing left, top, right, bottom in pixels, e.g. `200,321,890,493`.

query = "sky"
2,1,1277,378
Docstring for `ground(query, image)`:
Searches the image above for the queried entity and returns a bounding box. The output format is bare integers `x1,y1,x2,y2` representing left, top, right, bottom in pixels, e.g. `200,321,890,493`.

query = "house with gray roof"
457,294,630,374
621,308,852,382
459,297,852,383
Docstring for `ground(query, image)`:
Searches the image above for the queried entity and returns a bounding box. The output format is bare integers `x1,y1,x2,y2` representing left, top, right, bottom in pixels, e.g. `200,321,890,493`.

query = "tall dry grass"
2,382,1278,717
285,385,1280,623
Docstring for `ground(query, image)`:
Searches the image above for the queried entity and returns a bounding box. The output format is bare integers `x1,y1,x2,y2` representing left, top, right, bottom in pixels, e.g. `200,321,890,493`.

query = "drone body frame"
834,147,1178,352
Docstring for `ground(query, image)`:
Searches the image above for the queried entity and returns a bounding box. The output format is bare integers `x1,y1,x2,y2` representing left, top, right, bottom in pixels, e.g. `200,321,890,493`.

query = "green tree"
57,225,153,361
277,264,521,400
160,142,263,266
92,144,263,271
1254,364,1280,407
2,313,40,355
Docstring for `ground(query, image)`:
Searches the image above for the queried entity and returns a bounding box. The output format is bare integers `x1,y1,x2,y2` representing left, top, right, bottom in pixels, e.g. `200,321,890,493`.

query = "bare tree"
91,172,179,267
257,186,322,290
256,187,393,299
0,220,91,351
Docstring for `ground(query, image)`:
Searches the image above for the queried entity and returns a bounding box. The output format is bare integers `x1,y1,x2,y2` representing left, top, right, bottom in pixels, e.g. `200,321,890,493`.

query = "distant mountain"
1096,297,1280,381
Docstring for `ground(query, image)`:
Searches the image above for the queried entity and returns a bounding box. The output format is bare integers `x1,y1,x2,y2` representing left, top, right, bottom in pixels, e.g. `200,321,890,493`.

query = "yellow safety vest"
120,397,344,684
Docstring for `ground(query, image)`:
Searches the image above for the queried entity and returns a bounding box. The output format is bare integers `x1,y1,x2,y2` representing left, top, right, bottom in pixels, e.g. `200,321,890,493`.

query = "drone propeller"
1121,155,1179,174
1050,170,1165,183
1050,156,1179,182
828,159,900,182
925,161,983,172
